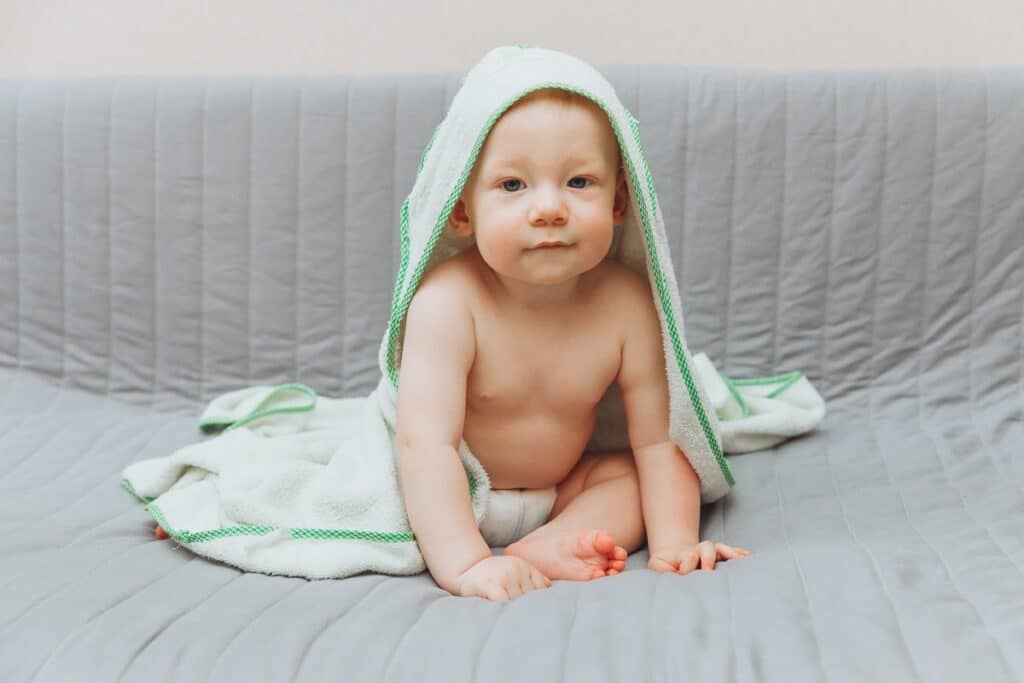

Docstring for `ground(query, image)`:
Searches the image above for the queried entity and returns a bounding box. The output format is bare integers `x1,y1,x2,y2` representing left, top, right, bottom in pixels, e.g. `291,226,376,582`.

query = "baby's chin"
502,264,598,288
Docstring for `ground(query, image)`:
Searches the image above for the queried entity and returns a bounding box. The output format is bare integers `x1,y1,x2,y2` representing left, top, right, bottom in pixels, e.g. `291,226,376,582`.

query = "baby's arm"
396,279,550,599
616,274,750,572
396,281,490,593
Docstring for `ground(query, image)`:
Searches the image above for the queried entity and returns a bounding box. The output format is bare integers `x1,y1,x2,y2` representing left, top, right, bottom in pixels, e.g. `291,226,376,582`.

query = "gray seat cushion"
1,67,1022,681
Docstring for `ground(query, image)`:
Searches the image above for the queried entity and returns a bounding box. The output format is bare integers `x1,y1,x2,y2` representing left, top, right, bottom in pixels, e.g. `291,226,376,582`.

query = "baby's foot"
155,524,169,540
505,529,627,581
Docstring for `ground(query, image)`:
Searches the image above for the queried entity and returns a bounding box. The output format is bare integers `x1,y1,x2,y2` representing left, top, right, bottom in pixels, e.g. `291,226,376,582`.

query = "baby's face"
448,94,629,287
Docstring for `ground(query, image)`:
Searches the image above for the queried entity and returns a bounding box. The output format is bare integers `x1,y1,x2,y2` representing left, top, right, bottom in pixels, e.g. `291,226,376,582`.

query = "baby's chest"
467,325,622,412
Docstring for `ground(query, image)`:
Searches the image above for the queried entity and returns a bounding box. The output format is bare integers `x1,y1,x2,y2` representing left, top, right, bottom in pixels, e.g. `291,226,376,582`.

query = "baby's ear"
612,169,629,224
447,197,473,237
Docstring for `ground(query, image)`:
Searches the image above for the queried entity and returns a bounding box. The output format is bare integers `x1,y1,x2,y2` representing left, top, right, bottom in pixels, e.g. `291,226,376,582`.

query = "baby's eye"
568,177,590,189
501,179,523,192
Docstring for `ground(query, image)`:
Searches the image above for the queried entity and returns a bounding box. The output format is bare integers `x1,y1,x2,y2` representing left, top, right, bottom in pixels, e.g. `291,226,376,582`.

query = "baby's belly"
463,410,597,490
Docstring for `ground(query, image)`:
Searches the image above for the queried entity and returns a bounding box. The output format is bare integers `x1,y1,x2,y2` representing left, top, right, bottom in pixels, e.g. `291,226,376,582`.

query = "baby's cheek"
474,227,518,271
484,226,520,259
579,214,615,256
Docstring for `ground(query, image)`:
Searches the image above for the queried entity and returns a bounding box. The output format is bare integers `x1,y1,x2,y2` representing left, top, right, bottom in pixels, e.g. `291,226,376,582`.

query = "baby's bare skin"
457,245,623,491
442,245,640,584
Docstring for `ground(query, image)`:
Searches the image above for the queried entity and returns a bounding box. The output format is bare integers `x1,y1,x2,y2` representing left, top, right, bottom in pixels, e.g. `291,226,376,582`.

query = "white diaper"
478,487,558,548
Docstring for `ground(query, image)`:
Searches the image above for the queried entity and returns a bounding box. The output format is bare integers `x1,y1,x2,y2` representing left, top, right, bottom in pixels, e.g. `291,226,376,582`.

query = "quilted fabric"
1,67,1022,682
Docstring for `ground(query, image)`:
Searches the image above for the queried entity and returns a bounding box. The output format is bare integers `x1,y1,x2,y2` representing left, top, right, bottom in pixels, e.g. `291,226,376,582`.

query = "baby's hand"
648,541,751,574
455,555,552,601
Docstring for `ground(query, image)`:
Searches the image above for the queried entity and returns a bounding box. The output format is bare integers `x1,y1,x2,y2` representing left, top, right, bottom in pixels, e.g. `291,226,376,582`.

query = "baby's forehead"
508,87,601,111
484,89,621,162
503,88,611,132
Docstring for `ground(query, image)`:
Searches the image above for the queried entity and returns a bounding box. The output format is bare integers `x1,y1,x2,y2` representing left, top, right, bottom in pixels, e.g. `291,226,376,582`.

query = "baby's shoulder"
408,249,486,319
589,260,660,342
415,249,484,297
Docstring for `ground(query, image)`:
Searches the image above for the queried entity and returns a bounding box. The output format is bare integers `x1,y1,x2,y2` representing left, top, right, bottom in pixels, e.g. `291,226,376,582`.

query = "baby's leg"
504,451,644,581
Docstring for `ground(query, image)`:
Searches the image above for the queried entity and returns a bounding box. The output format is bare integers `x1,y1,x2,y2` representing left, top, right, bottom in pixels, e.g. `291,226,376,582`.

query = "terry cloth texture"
120,45,824,579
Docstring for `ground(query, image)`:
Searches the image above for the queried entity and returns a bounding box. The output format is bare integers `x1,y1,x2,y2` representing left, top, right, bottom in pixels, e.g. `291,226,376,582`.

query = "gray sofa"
1,65,1022,682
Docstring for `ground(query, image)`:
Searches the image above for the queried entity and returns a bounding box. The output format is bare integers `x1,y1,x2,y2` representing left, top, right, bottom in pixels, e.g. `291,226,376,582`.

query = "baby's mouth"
531,241,571,250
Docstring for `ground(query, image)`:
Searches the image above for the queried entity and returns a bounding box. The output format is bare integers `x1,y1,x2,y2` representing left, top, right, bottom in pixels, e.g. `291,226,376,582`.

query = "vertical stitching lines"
1017,81,1024,476
681,72,693,311
966,73,984,417
106,83,113,396
771,74,789,374
247,82,254,386
965,73,1003,475
13,85,21,374
722,502,738,683
868,77,889,416
915,71,1021,676
774,456,830,682
295,82,302,384
823,72,838,400
202,580,306,682
340,79,351,393
112,572,245,682
863,415,1007,678
821,428,923,681
560,586,582,682
199,83,207,403
61,86,68,386
291,578,389,681
379,595,445,681
671,69,686,280
391,81,400,297
151,84,160,410
723,72,738,370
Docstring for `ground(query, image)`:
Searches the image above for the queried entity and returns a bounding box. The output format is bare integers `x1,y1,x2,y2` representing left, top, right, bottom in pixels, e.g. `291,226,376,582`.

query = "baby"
151,85,751,596
395,87,750,601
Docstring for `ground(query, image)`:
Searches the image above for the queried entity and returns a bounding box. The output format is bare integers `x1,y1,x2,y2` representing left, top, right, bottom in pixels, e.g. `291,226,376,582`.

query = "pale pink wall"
3,0,1023,76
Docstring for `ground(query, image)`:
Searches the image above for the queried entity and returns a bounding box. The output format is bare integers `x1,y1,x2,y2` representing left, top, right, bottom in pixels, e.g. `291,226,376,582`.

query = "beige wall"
3,0,1024,77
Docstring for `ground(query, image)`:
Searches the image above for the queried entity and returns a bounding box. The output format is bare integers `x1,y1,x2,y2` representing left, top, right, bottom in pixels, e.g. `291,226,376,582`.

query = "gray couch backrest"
1,68,1021,416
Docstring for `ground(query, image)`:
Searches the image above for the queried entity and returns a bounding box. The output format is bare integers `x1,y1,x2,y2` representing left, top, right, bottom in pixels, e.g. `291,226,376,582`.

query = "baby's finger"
677,551,700,575
716,543,750,560
649,555,679,573
698,542,717,570
531,569,551,589
486,583,510,601
521,573,540,593
506,580,524,600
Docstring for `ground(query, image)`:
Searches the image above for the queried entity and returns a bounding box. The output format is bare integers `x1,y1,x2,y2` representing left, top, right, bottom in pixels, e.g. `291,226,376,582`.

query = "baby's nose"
528,191,568,225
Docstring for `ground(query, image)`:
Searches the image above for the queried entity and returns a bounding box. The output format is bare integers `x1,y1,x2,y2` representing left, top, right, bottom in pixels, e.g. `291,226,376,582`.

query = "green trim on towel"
123,478,417,545
198,383,318,434
722,376,750,419
731,370,803,398
129,378,455,546
382,81,734,487
121,476,154,504
718,370,805,419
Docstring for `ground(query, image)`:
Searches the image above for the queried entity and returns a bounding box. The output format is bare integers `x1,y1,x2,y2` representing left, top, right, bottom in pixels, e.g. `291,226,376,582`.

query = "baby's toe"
589,532,618,565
